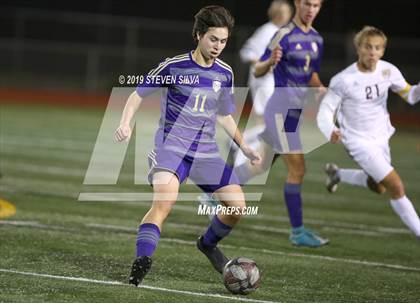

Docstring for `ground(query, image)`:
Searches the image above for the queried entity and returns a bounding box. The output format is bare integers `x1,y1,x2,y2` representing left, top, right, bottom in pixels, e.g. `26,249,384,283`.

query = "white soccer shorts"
344,138,393,183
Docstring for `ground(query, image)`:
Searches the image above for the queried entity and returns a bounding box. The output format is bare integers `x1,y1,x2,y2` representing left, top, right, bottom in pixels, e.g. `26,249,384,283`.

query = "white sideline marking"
0,269,280,303
2,220,419,273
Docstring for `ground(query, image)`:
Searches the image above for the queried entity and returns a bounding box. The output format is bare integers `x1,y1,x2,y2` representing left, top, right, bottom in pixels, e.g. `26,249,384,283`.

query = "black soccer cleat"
325,163,340,193
128,256,152,286
196,236,229,274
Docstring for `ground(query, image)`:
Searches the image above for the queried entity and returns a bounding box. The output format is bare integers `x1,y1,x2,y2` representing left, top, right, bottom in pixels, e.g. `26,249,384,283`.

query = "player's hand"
414,82,420,99
330,129,341,144
115,124,132,142
269,46,282,67
241,145,262,165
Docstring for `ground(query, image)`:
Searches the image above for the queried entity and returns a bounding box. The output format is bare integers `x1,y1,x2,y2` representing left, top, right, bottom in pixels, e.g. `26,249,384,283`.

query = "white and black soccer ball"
222,257,261,295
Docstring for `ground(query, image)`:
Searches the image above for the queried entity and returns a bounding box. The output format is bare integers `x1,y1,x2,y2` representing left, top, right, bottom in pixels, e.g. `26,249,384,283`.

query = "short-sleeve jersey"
261,22,324,87
329,60,409,141
136,51,235,157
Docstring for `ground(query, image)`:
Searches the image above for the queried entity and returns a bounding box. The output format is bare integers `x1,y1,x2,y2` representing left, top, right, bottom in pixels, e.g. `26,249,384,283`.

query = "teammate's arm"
217,115,261,164
309,72,327,102
254,46,282,78
309,72,325,88
115,91,143,142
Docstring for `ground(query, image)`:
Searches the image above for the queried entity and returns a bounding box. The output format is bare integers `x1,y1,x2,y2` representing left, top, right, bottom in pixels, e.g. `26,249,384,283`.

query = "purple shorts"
259,90,304,153
147,148,240,193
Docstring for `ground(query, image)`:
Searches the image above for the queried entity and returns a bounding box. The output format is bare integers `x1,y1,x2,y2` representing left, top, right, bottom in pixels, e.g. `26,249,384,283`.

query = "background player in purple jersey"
234,0,329,247
114,6,261,286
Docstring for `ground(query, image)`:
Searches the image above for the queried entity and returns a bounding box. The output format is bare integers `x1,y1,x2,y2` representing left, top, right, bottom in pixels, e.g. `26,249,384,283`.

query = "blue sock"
202,216,233,248
235,163,253,185
284,183,303,228
136,223,161,257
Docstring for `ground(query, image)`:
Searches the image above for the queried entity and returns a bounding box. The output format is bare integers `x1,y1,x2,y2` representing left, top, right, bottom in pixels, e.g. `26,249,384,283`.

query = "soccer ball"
222,257,261,295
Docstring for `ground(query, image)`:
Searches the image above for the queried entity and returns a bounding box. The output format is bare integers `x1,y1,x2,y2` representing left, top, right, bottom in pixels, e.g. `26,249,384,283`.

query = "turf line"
0,269,280,303
2,220,419,273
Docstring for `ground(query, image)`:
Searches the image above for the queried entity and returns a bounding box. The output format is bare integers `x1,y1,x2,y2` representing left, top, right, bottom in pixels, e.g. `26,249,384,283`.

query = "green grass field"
1,103,420,303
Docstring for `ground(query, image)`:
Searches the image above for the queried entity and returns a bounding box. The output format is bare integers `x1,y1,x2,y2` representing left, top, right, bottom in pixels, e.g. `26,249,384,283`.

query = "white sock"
338,169,368,187
390,196,420,237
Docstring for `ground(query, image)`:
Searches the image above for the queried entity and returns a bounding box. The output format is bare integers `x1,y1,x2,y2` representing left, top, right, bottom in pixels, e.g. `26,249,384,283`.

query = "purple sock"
284,183,303,228
136,223,160,257
202,216,233,248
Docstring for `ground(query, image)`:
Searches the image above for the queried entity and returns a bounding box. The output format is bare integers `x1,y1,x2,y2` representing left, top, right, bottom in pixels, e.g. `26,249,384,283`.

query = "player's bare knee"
152,202,174,217
389,184,405,199
367,177,386,194
377,186,387,195
230,212,242,223
382,178,405,199
288,168,305,183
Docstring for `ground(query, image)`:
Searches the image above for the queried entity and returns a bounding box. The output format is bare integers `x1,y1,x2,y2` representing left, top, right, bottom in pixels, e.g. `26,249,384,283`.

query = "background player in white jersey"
234,0,293,166
317,26,420,238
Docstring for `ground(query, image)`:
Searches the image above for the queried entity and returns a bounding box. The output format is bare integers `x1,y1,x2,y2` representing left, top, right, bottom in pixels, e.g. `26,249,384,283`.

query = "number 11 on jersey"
193,94,207,112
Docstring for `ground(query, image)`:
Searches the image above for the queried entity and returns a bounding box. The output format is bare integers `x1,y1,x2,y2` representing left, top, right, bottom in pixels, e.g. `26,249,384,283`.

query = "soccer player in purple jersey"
115,6,261,286
234,0,329,247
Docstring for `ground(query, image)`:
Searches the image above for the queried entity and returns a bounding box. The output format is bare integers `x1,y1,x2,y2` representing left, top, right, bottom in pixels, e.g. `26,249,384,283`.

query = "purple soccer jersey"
259,22,324,153
137,51,239,191
137,51,235,158
260,22,323,88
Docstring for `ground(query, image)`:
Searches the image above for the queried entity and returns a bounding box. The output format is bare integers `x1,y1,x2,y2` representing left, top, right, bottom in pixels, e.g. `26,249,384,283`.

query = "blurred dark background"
1,0,419,106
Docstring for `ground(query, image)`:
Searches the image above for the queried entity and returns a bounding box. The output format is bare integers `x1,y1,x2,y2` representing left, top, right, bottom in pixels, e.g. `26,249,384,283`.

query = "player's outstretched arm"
217,115,262,165
399,83,420,105
115,91,143,142
316,90,341,144
254,46,282,78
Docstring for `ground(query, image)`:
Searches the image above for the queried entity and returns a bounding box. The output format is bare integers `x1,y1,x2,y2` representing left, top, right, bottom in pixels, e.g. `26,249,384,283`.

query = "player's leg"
129,171,180,286
197,184,246,273
327,140,389,194
282,153,329,247
325,163,386,194
197,141,273,220
129,148,189,286
199,140,275,215
193,157,245,273
380,170,420,237
141,171,180,229
345,140,420,237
